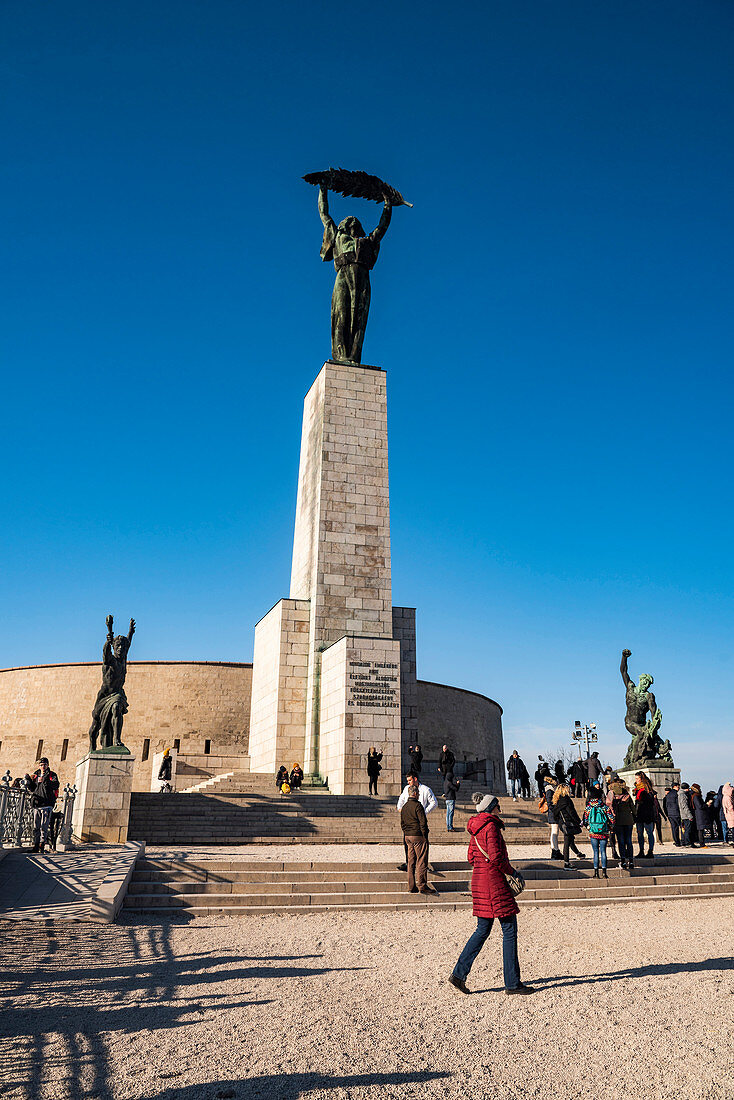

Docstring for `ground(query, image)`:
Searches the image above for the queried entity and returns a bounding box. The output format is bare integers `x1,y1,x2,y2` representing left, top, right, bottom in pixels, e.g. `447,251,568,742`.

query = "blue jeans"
446,800,455,830
453,915,521,989
615,823,634,863
589,835,608,870
510,779,518,797
637,820,655,854
682,819,693,845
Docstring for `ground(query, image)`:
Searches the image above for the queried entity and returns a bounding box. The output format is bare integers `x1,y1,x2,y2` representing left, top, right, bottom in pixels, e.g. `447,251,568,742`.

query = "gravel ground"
2,897,732,1100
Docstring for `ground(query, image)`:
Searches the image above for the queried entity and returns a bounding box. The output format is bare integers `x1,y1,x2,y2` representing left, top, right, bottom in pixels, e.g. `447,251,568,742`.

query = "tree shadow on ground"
0,921,359,1100
153,1069,451,1099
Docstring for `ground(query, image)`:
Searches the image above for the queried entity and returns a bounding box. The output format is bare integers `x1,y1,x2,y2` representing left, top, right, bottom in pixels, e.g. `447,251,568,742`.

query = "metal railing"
0,771,77,849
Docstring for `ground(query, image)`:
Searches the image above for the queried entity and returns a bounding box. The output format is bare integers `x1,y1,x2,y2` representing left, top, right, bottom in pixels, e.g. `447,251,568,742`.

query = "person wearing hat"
449,794,534,996
25,757,60,853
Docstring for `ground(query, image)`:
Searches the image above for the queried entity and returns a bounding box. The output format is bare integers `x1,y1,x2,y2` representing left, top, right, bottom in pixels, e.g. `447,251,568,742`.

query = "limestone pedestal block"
290,361,394,776
320,635,402,795
618,765,681,801
248,598,310,775
73,751,135,843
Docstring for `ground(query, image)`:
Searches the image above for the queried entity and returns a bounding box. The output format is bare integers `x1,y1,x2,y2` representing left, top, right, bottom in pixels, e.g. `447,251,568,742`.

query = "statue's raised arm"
620,649,632,689
370,196,392,244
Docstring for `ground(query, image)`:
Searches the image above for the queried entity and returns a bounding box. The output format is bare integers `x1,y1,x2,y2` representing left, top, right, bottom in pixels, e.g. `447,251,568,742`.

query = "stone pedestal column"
618,765,681,802
290,361,394,778
73,751,135,843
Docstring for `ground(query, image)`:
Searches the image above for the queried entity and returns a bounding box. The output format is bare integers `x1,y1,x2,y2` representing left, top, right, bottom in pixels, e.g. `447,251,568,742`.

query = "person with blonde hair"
633,771,657,859
552,782,584,868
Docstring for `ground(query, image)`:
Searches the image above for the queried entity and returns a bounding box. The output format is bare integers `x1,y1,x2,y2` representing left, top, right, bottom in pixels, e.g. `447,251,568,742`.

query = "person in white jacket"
397,774,438,873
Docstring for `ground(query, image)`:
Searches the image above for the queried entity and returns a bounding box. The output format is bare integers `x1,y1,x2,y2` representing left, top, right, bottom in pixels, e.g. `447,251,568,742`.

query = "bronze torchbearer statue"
620,649,673,768
303,168,411,364
88,614,135,752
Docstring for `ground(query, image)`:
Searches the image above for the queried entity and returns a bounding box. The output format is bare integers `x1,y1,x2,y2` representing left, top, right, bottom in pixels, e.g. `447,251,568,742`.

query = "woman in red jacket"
449,795,534,996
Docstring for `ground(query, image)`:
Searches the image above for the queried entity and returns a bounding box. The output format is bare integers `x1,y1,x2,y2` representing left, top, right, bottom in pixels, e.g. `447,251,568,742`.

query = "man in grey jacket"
678,783,694,846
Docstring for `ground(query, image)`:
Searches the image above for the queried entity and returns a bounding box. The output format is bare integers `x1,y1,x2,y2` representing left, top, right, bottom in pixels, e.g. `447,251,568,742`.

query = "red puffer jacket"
467,812,519,919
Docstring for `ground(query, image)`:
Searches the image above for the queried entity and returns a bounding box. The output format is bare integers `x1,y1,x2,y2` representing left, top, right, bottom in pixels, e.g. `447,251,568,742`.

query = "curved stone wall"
0,662,252,791
417,679,505,789
0,662,503,793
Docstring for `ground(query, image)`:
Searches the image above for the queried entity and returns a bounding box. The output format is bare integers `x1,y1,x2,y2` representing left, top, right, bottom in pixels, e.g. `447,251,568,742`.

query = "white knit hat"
475,794,499,814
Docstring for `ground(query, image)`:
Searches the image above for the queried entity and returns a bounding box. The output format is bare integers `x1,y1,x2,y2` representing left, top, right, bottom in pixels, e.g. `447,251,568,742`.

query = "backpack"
586,803,609,835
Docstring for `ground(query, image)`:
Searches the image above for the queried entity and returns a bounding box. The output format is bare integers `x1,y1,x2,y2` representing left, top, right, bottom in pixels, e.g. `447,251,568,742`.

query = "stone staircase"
127,791,552,846
122,852,734,917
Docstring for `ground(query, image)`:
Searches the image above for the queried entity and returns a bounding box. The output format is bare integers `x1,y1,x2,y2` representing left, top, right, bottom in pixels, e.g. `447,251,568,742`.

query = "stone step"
123,882,734,913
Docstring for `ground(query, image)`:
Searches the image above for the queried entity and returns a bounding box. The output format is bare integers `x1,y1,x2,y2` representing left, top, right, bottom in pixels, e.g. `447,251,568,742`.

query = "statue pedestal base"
618,764,681,801
72,751,135,843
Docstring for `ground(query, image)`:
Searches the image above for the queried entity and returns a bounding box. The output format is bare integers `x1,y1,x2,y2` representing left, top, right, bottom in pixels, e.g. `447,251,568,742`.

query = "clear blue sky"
2,1,732,792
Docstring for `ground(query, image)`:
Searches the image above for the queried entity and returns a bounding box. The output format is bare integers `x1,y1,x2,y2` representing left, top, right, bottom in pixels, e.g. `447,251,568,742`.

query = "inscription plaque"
348,659,399,710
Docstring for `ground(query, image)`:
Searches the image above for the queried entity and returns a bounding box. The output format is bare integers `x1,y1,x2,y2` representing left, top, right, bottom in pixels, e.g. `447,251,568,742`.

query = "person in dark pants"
535,758,551,796
691,784,712,848
518,759,531,800
449,795,533,996
678,783,694,846
553,760,566,785
633,773,657,859
443,772,460,831
400,788,433,893
610,778,636,871
408,744,423,774
552,783,584,867
571,759,587,799
506,750,527,801
276,765,289,790
438,745,455,776
366,747,383,795
25,758,60,853
663,783,682,846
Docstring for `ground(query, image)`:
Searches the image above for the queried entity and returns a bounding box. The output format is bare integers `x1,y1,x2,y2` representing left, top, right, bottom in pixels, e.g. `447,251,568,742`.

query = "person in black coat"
438,745,455,776
276,765,289,790
571,759,587,799
535,759,551,796
544,776,563,861
408,744,423,774
554,760,566,785
507,750,526,801
663,784,682,846
691,784,712,847
366,747,383,795
552,783,584,867
518,759,531,800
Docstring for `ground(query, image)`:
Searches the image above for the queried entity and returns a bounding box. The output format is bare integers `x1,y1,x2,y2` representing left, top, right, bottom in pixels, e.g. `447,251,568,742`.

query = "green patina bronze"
620,649,674,768
304,168,411,365
88,614,135,753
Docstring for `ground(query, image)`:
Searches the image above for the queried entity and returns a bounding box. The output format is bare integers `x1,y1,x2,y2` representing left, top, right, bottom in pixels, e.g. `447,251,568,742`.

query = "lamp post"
572,720,597,760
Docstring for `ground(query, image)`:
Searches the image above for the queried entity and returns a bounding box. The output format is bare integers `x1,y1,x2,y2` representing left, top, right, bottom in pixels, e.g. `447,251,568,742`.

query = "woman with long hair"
552,782,584,868
633,772,657,860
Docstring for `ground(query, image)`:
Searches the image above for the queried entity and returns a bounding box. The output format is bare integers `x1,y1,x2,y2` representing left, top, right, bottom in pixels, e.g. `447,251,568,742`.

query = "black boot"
593,868,599,878
602,868,608,878
637,846,645,860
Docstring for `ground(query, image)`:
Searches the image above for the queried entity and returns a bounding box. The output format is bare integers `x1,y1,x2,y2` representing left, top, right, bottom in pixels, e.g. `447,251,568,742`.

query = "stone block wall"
319,635,402,795
0,661,253,791
248,599,310,775
416,679,505,789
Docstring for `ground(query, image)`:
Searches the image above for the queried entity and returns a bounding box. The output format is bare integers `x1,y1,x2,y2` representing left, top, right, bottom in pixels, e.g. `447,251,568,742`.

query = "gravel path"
145,839,695,863
2,898,732,1100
